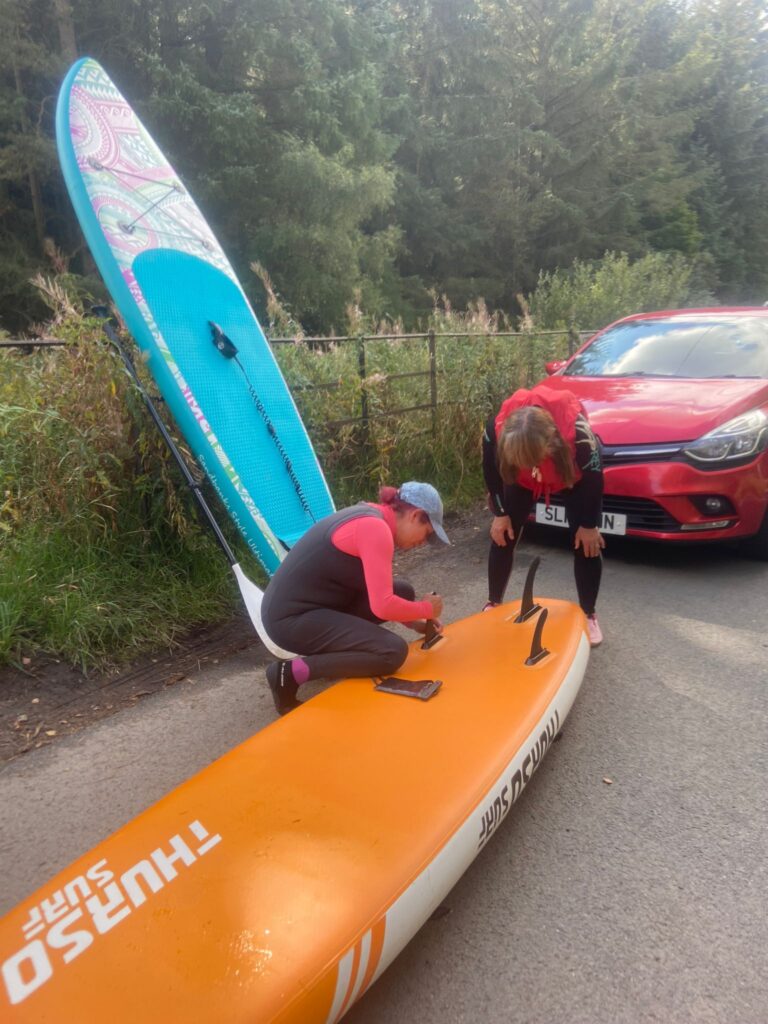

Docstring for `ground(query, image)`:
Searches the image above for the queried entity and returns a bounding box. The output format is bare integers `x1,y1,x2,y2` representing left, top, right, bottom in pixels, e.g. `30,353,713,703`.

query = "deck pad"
55,58,334,572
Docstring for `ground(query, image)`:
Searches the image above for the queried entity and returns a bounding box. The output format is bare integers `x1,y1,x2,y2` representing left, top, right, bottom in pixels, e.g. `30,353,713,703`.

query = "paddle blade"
232,563,297,660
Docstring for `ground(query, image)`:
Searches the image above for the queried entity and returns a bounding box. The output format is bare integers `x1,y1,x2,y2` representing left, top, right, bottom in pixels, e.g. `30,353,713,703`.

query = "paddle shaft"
94,308,238,567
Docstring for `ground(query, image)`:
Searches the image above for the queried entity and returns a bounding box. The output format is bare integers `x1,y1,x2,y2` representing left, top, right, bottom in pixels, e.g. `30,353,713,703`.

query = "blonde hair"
497,406,576,487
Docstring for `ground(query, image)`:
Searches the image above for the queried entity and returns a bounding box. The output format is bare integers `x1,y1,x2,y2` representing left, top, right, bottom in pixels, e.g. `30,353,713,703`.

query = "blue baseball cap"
399,481,450,545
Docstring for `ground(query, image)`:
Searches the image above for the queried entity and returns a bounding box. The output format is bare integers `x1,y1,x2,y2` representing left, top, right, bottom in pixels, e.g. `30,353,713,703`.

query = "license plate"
534,503,627,536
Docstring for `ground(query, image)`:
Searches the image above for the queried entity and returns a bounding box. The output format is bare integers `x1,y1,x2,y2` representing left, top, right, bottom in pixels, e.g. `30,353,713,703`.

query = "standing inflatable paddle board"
0,595,589,1022
55,58,334,574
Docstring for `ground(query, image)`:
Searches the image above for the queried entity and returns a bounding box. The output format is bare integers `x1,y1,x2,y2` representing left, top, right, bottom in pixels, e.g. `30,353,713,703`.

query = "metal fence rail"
2,326,594,437
269,327,591,434
0,338,68,350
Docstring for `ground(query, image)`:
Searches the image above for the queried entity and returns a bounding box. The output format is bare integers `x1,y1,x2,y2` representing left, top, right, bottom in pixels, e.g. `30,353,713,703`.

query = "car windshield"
567,317,768,378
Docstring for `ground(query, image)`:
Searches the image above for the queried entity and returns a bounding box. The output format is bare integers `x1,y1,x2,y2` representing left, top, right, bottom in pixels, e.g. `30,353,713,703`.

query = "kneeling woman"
261,481,449,715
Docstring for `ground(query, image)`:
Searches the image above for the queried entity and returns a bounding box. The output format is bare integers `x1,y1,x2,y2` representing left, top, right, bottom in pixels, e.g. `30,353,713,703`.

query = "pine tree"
691,0,768,300
0,0,69,328
122,0,399,331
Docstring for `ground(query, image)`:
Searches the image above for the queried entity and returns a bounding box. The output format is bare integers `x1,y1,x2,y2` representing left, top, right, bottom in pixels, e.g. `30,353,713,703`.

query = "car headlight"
683,408,768,463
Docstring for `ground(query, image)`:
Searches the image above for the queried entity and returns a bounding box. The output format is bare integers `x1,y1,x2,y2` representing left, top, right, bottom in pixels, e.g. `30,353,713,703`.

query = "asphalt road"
1,509,766,1023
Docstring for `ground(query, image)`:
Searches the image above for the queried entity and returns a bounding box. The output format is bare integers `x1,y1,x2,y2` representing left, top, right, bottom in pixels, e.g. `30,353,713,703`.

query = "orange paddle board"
0,600,589,1021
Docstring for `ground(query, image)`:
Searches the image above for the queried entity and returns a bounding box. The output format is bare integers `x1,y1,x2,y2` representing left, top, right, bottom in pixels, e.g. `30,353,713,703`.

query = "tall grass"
0,313,253,669
1,525,233,667
274,298,571,507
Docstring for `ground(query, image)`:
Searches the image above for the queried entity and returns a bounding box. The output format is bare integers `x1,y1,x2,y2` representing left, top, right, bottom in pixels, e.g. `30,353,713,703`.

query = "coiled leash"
209,321,316,522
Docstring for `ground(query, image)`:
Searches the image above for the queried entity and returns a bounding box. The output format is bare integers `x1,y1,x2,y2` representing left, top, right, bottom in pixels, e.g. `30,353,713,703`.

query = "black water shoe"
266,660,300,715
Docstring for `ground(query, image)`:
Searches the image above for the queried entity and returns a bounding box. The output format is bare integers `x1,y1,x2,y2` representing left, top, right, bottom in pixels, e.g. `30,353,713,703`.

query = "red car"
539,307,768,558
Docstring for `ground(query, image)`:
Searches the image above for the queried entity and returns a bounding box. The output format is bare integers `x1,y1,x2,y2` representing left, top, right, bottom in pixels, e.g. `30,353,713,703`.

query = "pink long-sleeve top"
331,503,434,622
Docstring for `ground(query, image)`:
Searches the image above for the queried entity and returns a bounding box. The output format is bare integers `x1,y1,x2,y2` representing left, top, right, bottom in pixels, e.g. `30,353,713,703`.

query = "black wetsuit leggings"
265,579,415,682
489,484,601,615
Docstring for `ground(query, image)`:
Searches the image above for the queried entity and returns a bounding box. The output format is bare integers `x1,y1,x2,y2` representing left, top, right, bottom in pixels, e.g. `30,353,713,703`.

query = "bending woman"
482,384,605,646
260,481,449,715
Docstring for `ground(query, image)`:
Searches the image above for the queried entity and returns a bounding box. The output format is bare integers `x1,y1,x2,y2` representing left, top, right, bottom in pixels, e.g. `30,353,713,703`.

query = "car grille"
602,495,680,530
600,442,683,465
547,495,680,531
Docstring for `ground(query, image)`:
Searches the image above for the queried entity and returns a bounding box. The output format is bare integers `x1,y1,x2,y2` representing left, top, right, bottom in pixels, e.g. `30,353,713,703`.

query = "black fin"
525,607,550,666
421,619,443,650
515,555,542,623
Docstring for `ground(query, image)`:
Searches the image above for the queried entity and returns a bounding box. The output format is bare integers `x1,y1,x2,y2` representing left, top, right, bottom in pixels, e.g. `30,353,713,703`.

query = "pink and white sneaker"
586,614,603,647
482,601,499,612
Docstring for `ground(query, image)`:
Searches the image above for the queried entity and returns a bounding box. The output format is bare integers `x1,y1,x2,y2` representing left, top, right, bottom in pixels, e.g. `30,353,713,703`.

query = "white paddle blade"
232,563,298,660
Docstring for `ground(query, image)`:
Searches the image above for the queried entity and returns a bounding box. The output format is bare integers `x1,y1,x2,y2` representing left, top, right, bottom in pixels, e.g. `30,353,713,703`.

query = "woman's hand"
574,526,605,557
490,515,515,547
422,592,444,619
408,618,443,635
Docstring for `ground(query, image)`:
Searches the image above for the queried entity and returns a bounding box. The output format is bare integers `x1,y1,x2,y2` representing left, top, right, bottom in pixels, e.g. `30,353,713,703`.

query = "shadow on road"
526,522,765,575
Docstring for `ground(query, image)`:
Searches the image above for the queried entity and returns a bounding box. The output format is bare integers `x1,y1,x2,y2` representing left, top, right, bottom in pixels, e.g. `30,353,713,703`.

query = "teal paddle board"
55,58,335,574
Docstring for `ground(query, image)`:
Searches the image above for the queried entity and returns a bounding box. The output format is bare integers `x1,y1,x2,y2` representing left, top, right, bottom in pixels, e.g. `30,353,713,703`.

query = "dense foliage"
1,0,767,334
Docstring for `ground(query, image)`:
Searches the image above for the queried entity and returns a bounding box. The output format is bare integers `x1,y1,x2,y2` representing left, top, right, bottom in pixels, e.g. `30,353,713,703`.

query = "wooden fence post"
357,334,369,444
428,329,437,437
568,323,580,356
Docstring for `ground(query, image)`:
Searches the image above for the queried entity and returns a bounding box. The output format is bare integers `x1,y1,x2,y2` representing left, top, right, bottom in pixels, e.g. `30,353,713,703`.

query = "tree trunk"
12,58,46,252
50,0,94,272
52,0,78,65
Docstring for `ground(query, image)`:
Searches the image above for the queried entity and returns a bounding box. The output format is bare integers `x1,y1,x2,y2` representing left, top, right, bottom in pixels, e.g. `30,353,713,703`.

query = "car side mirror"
545,360,567,375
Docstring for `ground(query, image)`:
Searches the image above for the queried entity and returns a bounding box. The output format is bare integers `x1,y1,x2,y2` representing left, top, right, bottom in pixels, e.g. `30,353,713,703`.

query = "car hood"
542,376,768,444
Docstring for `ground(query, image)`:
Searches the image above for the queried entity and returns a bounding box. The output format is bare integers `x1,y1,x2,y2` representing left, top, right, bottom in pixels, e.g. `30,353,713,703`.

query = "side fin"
525,607,550,666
